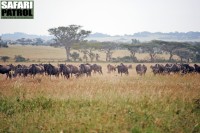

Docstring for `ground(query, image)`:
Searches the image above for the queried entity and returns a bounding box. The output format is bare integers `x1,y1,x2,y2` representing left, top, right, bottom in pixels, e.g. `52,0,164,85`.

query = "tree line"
48,25,200,63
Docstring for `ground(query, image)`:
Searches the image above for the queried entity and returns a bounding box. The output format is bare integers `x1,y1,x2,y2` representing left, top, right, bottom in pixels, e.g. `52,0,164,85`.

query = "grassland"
0,63,200,133
0,45,200,132
0,45,179,62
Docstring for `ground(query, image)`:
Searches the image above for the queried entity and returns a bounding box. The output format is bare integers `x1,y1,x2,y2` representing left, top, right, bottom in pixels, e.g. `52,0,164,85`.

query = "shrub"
14,55,29,62
0,56,10,62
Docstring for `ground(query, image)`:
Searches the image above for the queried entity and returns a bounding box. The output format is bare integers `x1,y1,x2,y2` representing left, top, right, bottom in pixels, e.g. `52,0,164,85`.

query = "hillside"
1,32,200,42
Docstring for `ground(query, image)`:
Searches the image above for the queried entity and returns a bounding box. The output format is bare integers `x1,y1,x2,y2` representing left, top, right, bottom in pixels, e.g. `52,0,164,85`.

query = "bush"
14,55,29,62
0,56,10,62
112,56,133,63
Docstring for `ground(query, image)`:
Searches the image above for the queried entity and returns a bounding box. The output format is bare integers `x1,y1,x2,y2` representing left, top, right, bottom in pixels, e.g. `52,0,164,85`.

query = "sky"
0,0,200,36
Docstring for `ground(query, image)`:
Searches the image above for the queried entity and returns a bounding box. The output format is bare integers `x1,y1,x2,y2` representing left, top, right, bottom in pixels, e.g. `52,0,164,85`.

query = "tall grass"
0,65,200,132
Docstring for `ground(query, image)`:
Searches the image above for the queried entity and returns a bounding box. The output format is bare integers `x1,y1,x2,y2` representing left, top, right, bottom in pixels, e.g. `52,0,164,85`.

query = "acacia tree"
48,25,91,61
99,42,117,62
173,48,194,62
79,48,95,62
152,40,186,61
1,56,10,62
140,42,161,62
70,52,80,61
123,44,140,62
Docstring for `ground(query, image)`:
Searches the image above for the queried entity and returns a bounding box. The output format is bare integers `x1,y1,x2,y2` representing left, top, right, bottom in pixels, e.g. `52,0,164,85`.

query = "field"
0,45,178,62
0,46,200,132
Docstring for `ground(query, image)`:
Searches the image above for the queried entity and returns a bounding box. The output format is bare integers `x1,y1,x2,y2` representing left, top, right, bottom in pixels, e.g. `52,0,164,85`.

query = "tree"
48,25,91,61
34,38,44,45
173,48,194,62
83,54,88,62
152,40,187,61
99,42,117,62
1,56,10,62
131,39,140,45
139,42,161,62
96,53,100,61
0,37,8,48
123,44,140,62
70,52,80,61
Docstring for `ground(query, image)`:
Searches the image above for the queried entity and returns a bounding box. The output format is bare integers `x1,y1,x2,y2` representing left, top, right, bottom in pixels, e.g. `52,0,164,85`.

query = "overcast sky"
0,0,200,35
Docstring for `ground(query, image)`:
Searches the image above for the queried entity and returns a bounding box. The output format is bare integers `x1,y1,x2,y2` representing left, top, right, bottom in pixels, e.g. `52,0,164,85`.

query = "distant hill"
88,32,111,38
1,31,200,42
1,32,53,41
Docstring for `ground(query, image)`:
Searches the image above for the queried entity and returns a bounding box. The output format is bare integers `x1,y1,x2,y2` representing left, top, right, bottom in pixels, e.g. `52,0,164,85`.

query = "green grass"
0,45,199,132
0,96,199,133
0,72,200,133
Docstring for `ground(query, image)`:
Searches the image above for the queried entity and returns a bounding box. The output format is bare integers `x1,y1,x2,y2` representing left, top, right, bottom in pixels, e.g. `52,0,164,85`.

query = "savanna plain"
0,45,200,133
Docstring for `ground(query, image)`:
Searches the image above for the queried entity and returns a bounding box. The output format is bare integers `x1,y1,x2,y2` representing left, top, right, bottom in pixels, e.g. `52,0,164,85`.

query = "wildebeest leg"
6,73,9,79
100,69,103,75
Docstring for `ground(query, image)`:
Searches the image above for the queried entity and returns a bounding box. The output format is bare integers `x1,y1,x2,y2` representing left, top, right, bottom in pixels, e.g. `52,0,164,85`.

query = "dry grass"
0,45,180,62
0,63,200,132
0,45,199,132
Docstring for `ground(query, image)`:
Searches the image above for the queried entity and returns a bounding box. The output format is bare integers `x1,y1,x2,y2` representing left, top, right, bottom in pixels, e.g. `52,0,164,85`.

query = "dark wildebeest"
164,64,180,74
14,64,29,77
136,64,147,76
116,63,129,76
194,64,200,73
150,64,165,75
180,64,195,74
91,64,103,74
29,64,45,78
0,64,15,79
107,64,116,73
66,64,80,77
79,64,92,76
46,64,60,78
59,64,70,79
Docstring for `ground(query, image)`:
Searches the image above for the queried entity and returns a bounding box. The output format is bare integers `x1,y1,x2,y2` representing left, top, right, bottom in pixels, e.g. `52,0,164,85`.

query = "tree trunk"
150,53,155,62
169,52,173,61
130,51,137,62
106,52,108,62
65,47,71,62
180,58,183,63
187,58,190,63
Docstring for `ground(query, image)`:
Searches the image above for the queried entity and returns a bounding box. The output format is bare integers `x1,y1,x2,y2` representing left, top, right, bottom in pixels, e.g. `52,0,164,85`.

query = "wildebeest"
46,64,60,78
164,64,180,74
0,64,15,79
91,64,103,74
194,64,200,73
59,64,70,78
14,64,29,77
150,64,165,75
136,64,147,75
28,64,45,78
66,64,80,77
180,64,195,74
79,64,92,76
107,64,116,73
116,63,129,76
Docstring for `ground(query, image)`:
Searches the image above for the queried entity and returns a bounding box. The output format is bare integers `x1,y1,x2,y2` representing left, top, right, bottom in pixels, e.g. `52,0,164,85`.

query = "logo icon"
0,0,34,19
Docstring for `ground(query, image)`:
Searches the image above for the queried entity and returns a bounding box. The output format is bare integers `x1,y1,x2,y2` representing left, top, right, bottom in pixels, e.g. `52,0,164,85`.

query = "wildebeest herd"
0,63,200,79
150,63,200,75
0,63,103,79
